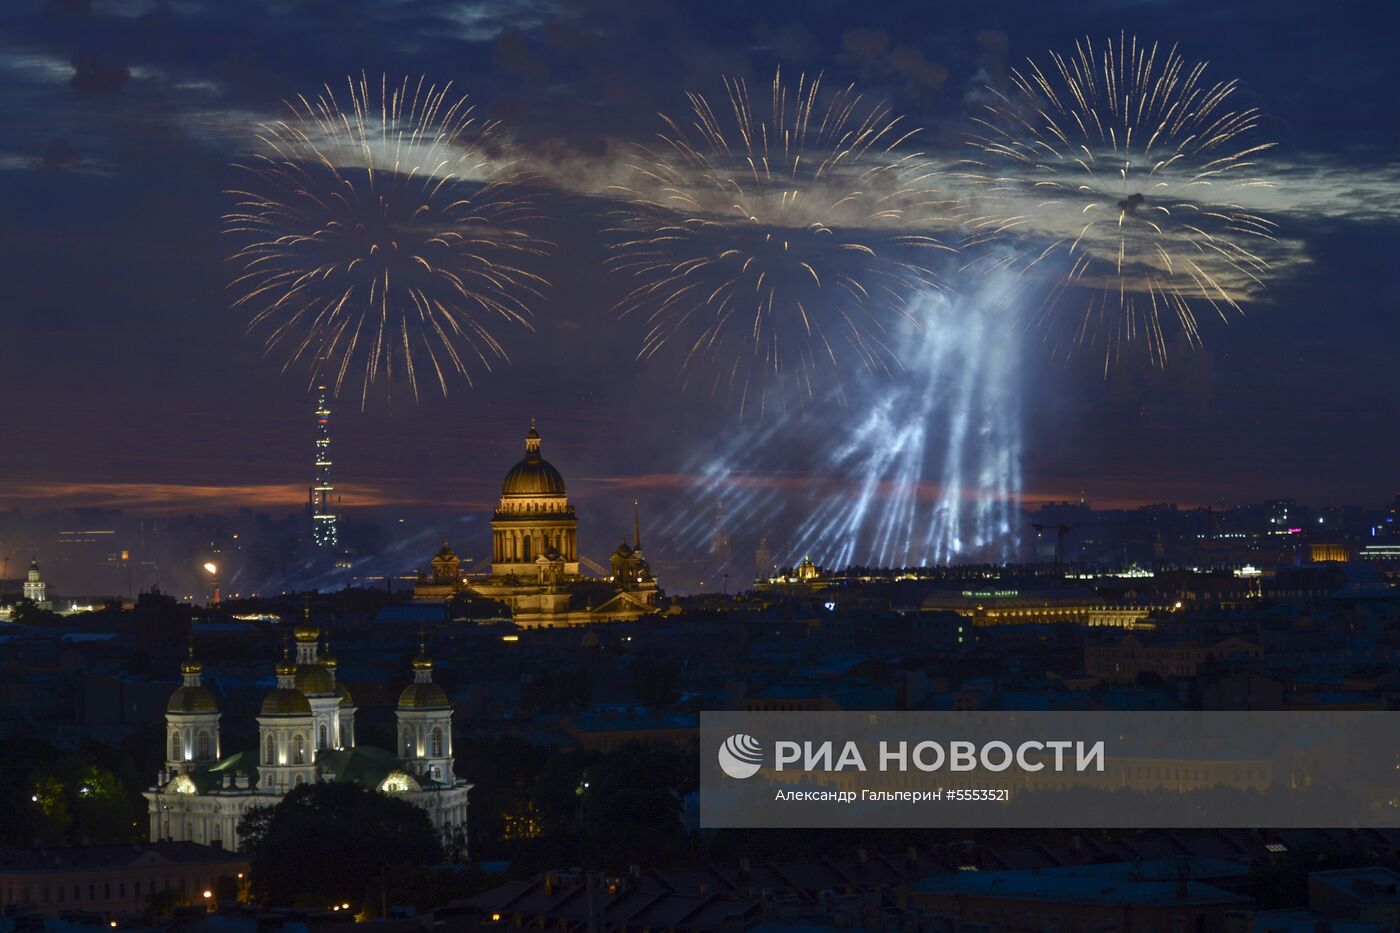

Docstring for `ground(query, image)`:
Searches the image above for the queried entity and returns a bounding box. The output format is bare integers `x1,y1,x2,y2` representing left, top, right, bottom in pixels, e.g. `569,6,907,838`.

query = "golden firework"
961,35,1277,371
607,69,953,415
224,74,548,406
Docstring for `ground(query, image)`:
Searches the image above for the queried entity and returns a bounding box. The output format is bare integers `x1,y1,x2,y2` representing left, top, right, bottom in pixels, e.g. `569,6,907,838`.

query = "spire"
276,638,296,681
525,418,541,457
181,631,203,681
412,627,434,680
633,498,642,552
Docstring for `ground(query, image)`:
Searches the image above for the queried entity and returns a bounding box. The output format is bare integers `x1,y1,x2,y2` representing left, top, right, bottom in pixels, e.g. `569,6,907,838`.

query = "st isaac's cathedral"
144,625,471,853
413,421,662,626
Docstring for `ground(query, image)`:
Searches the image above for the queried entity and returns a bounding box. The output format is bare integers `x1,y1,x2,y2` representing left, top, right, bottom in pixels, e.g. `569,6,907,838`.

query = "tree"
9,597,60,626
244,782,443,908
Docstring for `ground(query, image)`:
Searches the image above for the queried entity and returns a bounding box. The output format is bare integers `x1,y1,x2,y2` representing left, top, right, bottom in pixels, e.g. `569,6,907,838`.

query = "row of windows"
170,729,213,761
401,726,446,757
7,874,211,907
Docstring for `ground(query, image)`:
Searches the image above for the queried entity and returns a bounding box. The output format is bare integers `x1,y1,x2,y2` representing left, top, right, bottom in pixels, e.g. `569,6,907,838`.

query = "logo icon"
718,733,764,779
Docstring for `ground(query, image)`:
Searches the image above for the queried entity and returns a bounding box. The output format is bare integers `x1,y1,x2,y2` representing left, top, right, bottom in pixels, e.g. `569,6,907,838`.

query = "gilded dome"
337,682,354,707
398,682,450,709
260,687,312,717
501,423,566,498
294,664,336,696
294,623,320,642
167,685,218,713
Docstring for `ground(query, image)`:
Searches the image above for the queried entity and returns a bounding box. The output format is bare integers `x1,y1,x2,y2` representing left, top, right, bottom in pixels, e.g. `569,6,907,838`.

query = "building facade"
414,422,663,626
144,626,470,854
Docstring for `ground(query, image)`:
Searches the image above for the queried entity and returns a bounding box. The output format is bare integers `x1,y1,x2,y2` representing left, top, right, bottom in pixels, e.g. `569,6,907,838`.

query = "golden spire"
412,626,433,671
181,631,202,675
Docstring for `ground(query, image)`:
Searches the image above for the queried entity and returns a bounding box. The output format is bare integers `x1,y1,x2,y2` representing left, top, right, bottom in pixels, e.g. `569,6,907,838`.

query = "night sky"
2,0,1398,547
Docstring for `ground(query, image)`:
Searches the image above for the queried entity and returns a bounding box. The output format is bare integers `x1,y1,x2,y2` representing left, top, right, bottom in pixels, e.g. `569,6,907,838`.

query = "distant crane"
1031,523,1081,567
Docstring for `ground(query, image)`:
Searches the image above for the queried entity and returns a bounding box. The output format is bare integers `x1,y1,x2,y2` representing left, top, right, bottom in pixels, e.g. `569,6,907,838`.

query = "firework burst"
224,74,548,405
607,68,953,415
961,35,1278,370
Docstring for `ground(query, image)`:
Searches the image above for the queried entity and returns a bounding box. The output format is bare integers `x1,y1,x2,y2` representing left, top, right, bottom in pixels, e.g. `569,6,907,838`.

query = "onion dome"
263,644,312,716
398,632,450,709
168,684,217,713
501,421,567,498
260,687,312,716
169,638,218,713
295,664,336,696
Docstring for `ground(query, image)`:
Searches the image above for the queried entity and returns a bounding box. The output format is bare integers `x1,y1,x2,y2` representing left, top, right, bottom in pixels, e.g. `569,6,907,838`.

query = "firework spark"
607,68,953,415
961,35,1278,370
224,74,547,405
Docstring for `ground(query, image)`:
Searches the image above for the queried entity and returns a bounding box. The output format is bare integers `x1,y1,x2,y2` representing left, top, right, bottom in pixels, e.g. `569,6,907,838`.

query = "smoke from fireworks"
962,35,1278,370
224,74,547,406
607,69,953,415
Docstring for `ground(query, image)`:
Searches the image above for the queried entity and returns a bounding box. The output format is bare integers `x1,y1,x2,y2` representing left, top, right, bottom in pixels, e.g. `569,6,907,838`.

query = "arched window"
197,731,211,760
295,774,304,786
265,735,276,765
430,727,443,757
170,730,181,761
293,735,305,765
402,726,413,757
318,722,329,749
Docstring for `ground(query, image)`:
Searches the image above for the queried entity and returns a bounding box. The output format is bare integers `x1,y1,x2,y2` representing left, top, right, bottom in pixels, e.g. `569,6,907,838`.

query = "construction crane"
1031,523,1081,567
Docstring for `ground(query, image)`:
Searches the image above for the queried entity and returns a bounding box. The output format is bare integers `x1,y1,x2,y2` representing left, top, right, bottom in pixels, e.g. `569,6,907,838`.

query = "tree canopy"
239,782,443,908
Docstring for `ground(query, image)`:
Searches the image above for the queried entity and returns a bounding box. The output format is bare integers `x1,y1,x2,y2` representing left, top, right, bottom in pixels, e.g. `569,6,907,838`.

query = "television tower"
310,386,339,548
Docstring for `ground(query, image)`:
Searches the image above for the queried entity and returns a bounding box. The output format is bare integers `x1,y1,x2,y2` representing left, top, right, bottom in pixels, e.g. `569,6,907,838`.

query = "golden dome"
398,682,450,709
275,659,297,677
260,687,312,717
337,682,354,707
180,658,204,676
294,623,319,642
501,423,566,498
167,685,217,713
294,664,336,696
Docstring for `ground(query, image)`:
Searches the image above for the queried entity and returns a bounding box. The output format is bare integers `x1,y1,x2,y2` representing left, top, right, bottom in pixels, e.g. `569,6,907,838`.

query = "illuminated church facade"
143,626,471,854
414,421,662,626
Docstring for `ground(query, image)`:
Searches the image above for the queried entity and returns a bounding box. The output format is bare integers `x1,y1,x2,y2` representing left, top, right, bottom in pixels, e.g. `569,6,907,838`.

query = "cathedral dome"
337,682,354,707
295,664,336,696
398,682,450,709
260,687,312,717
167,685,218,713
500,422,567,498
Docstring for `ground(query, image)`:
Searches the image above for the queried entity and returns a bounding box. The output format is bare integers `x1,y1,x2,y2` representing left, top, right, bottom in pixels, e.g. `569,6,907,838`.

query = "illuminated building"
22,558,47,606
309,386,338,548
920,588,1164,628
414,422,662,626
1309,542,1349,563
144,629,470,853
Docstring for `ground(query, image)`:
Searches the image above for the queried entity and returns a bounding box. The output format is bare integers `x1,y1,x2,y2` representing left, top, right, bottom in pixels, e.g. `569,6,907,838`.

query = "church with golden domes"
143,623,471,854
413,421,662,626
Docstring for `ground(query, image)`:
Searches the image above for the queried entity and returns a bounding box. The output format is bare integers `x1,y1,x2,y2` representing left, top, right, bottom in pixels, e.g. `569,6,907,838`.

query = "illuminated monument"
414,421,662,626
309,386,338,548
144,627,470,853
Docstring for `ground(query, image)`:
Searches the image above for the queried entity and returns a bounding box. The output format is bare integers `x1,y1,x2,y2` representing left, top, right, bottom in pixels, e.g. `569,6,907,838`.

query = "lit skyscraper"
310,386,338,548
